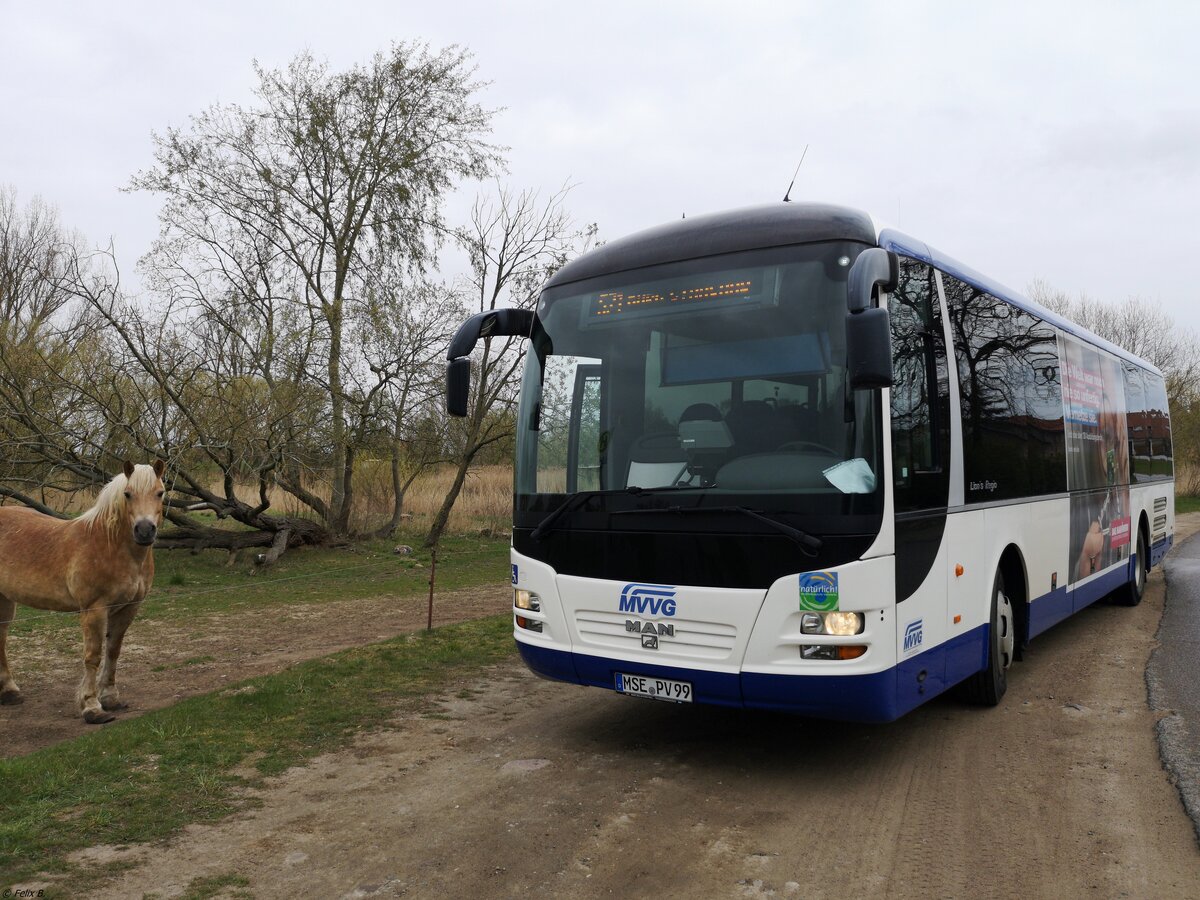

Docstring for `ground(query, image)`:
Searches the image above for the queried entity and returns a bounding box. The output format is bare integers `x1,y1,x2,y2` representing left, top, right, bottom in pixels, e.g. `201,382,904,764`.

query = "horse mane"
78,466,157,540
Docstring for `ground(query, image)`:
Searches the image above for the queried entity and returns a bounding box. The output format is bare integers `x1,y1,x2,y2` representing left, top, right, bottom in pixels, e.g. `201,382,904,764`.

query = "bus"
445,202,1174,722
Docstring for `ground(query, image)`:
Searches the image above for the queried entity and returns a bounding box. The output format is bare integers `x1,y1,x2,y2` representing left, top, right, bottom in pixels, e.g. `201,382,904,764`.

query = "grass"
0,615,516,894
176,873,253,900
9,528,510,638
1175,494,1200,515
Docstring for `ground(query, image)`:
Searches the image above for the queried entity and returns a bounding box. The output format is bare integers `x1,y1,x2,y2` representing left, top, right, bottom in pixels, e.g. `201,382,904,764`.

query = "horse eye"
123,491,132,500
156,491,164,498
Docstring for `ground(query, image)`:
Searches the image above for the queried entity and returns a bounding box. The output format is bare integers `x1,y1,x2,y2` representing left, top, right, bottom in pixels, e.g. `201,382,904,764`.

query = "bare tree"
354,280,462,536
424,184,595,548
129,43,502,535
0,189,80,344
0,189,103,510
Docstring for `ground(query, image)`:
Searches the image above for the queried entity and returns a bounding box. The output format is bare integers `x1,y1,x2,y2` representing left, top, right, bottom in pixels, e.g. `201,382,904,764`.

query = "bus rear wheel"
967,571,1015,706
1116,528,1148,607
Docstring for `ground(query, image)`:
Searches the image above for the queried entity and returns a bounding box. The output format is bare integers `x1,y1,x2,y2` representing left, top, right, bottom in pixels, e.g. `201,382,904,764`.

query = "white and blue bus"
445,203,1174,721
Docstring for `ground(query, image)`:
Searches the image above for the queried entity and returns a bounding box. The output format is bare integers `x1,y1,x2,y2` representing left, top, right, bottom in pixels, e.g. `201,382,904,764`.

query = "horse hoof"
0,691,22,706
83,709,117,725
100,699,129,711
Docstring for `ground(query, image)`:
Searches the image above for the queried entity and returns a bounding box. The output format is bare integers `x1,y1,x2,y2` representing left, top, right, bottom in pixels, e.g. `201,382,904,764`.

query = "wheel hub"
997,590,1015,670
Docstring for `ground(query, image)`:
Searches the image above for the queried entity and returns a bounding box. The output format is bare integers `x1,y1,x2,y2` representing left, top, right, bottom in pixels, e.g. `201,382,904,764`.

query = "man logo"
619,583,677,617
903,619,924,654
626,620,675,637
641,633,659,650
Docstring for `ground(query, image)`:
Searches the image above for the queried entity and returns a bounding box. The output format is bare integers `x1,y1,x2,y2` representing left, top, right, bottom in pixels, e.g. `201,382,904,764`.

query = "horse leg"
77,605,115,724
0,594,21,704
98,598,141,711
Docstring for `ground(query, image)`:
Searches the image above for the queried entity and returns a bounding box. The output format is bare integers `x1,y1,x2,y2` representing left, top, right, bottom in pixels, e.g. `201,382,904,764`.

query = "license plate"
614,672,693,703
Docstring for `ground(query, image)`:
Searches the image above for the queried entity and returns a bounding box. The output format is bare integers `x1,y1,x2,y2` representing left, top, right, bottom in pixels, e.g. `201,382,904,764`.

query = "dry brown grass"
259,462,516,535
1175,461,1200,496
15,463,516,537
352,462,514,535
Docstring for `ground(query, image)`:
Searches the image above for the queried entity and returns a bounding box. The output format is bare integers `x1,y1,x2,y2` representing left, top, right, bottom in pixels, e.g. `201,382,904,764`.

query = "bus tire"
967,571,1015,706
1116,527,1148,607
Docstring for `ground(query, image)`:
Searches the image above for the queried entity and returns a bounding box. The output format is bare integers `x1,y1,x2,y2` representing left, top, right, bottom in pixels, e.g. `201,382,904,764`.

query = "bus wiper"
613,504,823,556
530,484,709,542
529,485,703,542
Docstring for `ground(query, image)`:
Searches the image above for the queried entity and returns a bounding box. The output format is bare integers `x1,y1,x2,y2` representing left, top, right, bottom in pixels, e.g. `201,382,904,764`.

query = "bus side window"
537,355,602,493
1143,372,1173,479
889,259,950,512
1124,363,1150,482
942,274,1064,502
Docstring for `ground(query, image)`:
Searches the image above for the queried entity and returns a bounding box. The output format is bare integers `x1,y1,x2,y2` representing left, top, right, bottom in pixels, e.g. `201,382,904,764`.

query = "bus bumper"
516,640,955,724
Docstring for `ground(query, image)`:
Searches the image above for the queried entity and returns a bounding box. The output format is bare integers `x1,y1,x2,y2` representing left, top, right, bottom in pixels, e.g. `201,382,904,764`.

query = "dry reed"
10,463,517,537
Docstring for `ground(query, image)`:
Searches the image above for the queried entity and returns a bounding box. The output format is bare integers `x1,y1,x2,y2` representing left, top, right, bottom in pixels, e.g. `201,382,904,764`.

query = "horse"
0,460,164,724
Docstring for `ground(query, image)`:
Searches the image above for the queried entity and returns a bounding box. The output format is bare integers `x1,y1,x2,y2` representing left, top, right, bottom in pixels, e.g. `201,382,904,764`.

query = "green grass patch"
1175,494,1200,515
0,615,515,893
176,872,253,900
10,529,509,638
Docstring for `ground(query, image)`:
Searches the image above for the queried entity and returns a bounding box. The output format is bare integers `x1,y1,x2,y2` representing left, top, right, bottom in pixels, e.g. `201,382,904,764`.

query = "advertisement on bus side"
1060,334,1131,583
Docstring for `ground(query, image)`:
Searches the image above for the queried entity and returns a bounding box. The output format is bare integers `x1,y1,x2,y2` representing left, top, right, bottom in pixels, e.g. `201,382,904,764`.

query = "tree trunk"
376,442,408,539
424,447,477,549
254,527,292,568
327,305,348,534
333,443,354,535
155,517,327,553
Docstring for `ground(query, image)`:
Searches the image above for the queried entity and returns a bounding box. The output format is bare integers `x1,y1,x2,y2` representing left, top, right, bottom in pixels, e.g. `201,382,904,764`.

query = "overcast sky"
3,2,1198,328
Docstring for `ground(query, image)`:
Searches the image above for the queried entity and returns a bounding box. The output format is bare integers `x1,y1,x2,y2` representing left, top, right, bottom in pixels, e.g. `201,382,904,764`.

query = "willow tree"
130,44,501,535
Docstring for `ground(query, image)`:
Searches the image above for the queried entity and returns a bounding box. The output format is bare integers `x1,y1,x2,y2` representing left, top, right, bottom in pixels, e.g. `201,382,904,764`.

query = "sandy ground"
6,518,1200,898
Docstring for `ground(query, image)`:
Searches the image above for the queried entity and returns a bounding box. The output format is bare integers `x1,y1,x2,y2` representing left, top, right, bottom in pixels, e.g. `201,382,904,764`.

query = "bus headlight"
514,589,541,612
514,589,543,633
825,612,863,636
800,611,864,635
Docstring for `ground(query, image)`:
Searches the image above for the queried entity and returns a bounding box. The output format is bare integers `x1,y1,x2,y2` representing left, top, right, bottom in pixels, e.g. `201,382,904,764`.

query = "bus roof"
544,202,876,289
543,202,1162,378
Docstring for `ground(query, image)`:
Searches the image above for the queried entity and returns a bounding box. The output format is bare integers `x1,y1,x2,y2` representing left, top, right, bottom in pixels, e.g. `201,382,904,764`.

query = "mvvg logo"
903,619,924,654
618,583,677,617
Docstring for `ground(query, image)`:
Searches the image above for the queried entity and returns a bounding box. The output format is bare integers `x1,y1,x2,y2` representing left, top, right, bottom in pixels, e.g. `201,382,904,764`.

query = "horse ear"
153,459,165,478
123,460,134,479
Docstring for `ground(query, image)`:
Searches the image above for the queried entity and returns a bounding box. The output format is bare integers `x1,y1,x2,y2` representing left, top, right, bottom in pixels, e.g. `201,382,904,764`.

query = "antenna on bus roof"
782,145,809,203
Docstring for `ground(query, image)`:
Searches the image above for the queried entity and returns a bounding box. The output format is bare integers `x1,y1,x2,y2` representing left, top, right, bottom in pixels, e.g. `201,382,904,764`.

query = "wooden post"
426,546,437,631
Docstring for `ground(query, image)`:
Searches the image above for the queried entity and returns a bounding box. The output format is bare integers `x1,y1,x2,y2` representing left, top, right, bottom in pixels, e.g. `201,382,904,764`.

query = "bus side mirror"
445,308,536,417
446,357,472,418
846,307,893,390
847,248,898,312
845,248,897,390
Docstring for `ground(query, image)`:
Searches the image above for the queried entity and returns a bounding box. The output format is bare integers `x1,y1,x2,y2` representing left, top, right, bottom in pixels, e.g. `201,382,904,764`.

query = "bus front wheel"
967,571,1015,706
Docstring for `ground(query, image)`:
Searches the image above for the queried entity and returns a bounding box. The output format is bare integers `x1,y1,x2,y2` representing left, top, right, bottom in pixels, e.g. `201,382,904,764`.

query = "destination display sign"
584,267,777,324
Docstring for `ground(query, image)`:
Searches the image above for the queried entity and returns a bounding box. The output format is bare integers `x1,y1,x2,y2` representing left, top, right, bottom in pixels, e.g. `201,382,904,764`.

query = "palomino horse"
0,460,164,723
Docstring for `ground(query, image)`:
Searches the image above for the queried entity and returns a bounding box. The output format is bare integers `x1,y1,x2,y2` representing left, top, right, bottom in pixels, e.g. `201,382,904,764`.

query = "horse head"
121,459,166,547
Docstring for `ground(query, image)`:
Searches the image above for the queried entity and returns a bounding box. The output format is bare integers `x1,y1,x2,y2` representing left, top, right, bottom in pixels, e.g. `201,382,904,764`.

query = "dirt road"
88,529,1200,898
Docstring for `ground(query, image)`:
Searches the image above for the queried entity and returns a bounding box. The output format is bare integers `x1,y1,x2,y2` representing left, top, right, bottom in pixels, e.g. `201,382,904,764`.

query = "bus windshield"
515,242,883,525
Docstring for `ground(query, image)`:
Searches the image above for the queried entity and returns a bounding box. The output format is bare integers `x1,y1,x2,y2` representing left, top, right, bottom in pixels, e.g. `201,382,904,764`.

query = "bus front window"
515,242,883,524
